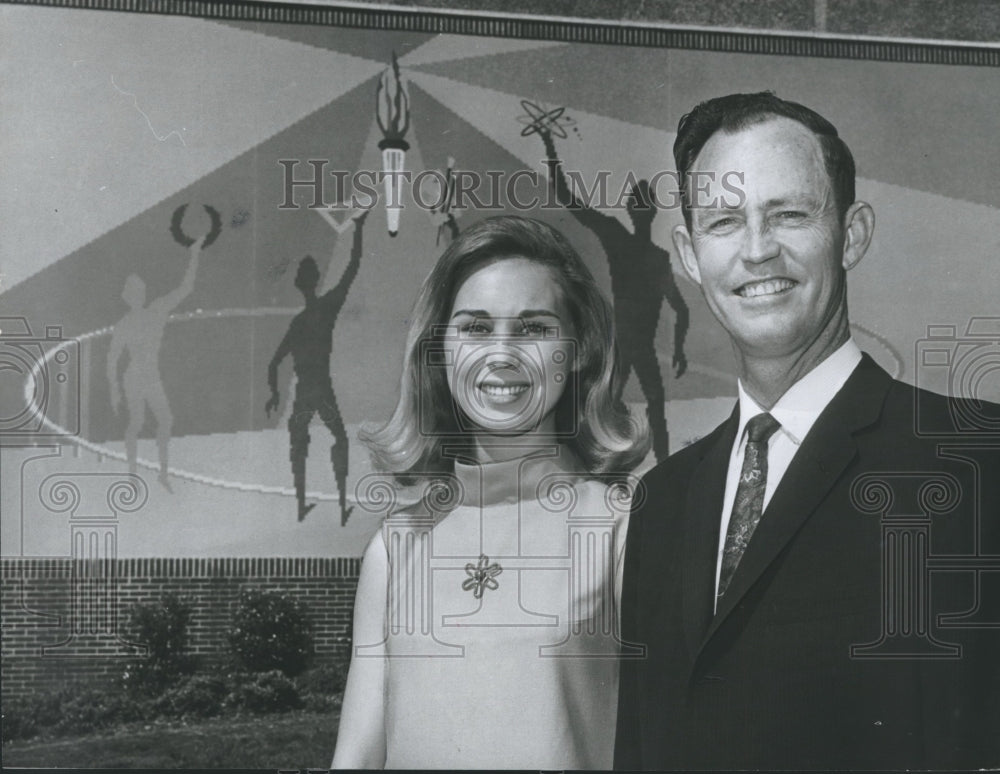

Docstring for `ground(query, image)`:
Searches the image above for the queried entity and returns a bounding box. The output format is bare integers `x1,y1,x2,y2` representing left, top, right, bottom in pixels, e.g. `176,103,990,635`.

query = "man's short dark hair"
673,91,856,229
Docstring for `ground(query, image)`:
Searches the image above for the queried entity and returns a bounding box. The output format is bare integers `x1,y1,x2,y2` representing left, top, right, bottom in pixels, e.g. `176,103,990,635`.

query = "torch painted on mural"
376,52,411,237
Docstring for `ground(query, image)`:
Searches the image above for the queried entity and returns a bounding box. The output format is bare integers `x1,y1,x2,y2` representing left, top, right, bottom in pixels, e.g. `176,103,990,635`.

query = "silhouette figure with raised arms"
266,208,368,524
108,235,205,492
537,127,689,462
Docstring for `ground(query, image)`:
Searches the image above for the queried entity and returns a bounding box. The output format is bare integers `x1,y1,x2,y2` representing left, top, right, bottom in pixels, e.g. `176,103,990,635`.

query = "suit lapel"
702,355,892,646
682,404,740,662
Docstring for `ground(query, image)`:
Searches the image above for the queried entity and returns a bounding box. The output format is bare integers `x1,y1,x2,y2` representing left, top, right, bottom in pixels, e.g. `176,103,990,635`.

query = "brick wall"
0,557,360,702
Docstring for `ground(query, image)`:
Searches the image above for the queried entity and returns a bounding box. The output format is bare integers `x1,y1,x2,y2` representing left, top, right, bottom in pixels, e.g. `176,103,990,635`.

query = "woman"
332,215,648,769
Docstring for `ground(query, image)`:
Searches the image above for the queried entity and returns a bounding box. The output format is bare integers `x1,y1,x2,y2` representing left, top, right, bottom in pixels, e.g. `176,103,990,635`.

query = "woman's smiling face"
444,256,576,438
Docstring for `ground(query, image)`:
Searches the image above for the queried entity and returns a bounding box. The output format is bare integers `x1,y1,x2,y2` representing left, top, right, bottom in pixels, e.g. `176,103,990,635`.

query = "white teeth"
739,278,795,298
479,383,529,399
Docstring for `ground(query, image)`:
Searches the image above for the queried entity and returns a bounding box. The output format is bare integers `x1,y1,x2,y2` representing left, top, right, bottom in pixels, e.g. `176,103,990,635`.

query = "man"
614,92,999,770
265,208,367,524
536,126,689,463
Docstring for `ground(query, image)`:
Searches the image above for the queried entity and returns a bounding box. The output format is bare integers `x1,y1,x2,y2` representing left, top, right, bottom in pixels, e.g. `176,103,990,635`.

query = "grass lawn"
1,709,339,769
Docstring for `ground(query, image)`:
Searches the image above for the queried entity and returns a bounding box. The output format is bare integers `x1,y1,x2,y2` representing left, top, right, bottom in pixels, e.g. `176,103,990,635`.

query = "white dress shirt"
713,339,864,604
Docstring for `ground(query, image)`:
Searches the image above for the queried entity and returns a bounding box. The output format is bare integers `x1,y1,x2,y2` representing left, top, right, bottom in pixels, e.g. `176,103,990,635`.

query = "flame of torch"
376,52,411,237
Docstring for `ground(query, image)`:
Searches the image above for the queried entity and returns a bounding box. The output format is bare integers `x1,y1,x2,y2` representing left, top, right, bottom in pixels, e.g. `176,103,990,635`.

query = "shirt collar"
735,338,863,448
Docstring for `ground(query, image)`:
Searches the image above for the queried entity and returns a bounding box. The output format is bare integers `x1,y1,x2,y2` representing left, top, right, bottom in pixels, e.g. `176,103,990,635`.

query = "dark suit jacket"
615,355,1000,770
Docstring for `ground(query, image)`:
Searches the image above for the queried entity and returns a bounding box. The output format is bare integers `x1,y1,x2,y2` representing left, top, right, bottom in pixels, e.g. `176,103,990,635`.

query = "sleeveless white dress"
360,446,633,769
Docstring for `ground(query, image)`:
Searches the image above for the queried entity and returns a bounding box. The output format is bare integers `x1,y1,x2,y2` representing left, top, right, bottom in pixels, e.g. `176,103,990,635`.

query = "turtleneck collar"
450,445,582,508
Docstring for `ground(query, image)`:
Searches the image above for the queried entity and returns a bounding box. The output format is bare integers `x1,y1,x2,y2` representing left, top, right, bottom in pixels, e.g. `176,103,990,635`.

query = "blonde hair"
360,215,649,482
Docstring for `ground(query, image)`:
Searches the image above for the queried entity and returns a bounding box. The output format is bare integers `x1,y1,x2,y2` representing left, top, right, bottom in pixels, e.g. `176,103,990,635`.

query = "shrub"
0,663,311,743
224,670,302,714
2,685,150,743
228,588,313,677
54,688,149,736
122,593,197,695
293,661,345,696
294,655,350,713
2,695,43,743
299,690,340,713
155,674,228,719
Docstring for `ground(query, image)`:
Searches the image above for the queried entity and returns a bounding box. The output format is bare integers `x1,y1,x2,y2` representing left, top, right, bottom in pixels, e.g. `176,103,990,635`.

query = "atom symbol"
517,99,577,139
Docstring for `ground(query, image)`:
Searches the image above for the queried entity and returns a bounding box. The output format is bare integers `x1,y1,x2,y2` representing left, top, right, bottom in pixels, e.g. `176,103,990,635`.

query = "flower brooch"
462,554,502,599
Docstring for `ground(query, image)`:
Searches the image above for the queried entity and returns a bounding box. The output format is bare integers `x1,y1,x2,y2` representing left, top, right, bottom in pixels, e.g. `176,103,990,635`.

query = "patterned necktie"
718,412,781,598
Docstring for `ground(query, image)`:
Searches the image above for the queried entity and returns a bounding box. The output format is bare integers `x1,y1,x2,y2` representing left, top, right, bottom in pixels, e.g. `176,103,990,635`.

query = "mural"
2,3,999,564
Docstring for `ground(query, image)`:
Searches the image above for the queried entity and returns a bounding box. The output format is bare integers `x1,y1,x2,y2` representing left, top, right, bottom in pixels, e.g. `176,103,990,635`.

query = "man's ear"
842,201,875,271
672,223,702,285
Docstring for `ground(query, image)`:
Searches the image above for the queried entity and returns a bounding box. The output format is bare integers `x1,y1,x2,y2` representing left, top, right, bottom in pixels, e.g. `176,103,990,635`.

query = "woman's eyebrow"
450,309,561,319
518,309,560,319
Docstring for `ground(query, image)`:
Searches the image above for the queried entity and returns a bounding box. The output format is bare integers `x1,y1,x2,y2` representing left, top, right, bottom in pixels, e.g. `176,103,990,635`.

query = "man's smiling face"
675,116,853,361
